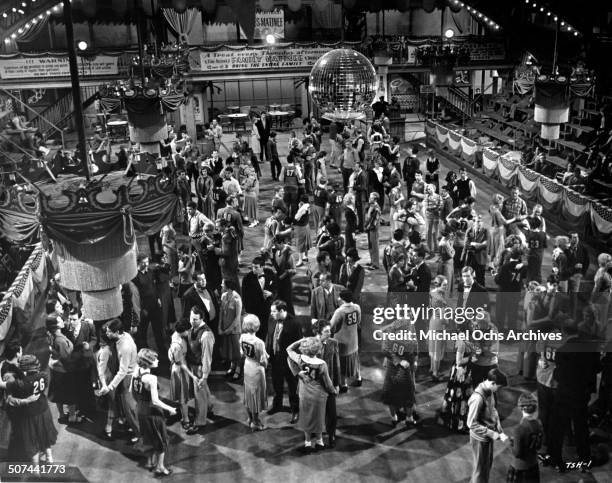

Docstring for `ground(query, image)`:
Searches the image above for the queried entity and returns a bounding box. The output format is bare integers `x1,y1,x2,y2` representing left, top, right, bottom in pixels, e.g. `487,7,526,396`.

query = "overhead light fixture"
553,16,558,21
574,31,578,36
540,7,544,11
77,40,88,51
265,34,276,45
444,28,455,39
547,11,551,16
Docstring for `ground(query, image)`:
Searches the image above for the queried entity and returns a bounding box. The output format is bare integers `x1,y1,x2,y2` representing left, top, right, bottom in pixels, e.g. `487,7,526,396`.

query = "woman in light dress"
428,275,449,381
488,193,519,271
240,314,268,430
168,320,198,430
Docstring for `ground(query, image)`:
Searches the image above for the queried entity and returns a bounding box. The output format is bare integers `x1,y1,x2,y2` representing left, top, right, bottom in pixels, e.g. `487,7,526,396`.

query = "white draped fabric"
162,7,199,38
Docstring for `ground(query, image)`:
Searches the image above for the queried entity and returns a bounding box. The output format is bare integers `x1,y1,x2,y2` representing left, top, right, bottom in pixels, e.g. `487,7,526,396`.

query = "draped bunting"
448,131,461,152
0,244,48,345
0,186,40,244
162,7,199,39
425,120,612,235
436,125,448,144
40,174,180,246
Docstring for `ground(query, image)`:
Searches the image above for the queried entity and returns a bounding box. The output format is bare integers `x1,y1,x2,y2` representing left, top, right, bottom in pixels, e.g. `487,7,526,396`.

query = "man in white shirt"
98,319,140,443
187,202,213,269
211,119,223,151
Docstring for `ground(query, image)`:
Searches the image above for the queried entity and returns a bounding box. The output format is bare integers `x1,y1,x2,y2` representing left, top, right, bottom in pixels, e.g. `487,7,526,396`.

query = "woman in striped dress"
240,314,268,430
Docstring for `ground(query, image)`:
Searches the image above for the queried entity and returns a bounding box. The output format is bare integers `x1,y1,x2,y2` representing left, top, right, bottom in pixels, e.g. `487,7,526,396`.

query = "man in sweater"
506,392,543,482
467,368,509,483
98,319,139,444
495,248,526,332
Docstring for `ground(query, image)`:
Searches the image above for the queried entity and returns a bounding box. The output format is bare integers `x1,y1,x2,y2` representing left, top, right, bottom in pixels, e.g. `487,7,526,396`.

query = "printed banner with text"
240,9,284,40
198,46,331,72
0,55,119,79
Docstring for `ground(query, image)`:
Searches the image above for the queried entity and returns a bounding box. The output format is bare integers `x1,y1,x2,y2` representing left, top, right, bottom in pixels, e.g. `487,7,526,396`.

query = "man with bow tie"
241,256,277,341
266,300,303,423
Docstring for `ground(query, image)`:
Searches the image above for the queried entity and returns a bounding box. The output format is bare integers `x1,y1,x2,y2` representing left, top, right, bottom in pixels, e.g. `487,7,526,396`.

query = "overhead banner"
199,46,330,72
240,9,284,40
0,55,119,79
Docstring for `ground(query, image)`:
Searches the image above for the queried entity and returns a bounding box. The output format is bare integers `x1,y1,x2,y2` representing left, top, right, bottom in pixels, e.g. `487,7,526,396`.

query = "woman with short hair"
287,337,337,452
132,349,177,476
240,314,268,430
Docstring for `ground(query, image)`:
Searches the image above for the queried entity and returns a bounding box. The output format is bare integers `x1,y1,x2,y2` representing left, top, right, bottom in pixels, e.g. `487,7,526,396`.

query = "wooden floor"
8,131,611,483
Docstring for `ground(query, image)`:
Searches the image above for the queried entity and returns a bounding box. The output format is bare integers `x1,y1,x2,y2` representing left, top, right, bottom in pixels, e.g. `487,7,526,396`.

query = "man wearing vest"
467,368,509,483
185,306,215,435
455,168,478,204
279,157,304,221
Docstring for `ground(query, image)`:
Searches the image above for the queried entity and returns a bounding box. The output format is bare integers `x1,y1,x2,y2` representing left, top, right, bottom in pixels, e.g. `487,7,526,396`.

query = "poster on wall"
0,55,119,79
199,47,330,72
239,9,284,40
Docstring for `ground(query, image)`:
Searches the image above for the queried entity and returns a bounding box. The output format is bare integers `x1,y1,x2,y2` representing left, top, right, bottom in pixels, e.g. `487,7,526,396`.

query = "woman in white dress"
240,314,268,430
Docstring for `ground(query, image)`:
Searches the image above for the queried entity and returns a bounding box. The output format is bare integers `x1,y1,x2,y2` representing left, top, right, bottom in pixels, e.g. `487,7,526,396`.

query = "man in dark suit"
338,248,365,305
457,265,490,325
352,163,368,232
407,246,432,344
255,112,271,162
495,248,525,332
266,299,303,423
241,256,277,341
181,272,219,334
462,214,490,286
132,254,166,357
313,319,341,447
566,232,590,316
310,273,342,321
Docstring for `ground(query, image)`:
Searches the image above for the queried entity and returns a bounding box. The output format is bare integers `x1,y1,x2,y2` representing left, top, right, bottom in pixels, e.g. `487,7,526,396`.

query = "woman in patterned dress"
437,228,455,298
381,318,419,427
438,325,475,433
239,314,268,430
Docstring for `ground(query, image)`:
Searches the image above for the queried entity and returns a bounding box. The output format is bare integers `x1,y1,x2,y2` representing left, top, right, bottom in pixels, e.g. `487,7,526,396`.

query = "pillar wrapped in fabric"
534,77,569,140
53,238,137,292
540,124,560,140
81,286,123,320
126,98,168,155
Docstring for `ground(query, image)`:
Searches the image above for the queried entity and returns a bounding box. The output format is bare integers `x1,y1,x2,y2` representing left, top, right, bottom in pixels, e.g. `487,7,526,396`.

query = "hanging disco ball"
308,49,377,121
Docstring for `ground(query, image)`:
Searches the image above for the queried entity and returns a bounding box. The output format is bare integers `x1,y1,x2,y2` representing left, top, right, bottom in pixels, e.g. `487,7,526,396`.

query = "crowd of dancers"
1,110,611,482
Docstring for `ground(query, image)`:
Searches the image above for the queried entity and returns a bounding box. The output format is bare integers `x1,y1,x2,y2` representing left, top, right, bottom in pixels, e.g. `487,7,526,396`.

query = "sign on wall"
199,46,330,72
240,9,285,40
0,55,119,79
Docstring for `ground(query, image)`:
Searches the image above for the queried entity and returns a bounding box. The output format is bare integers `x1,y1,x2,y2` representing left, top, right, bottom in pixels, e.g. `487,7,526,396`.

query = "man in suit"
266,300,303,423
132,254,167,358
241,256,277,341
311,273,342,321
255,112,271,162
407,246,432,343
457,266,490,326
566,232,590,297
351,163,368,232
181,272,219,334
495,248,526,332
313,319,341,447
462,214,491,286
338,248,365,305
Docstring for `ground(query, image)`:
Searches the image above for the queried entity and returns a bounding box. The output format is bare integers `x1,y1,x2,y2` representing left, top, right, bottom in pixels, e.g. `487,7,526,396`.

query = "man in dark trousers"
181,272,219,334
467,368,509,483
338,248,365,305
548,317,598,472
407,245,432,347
566,231,590,316
132,254,166,359
255,112,271,162
462,214,490,286
495,248,526,332
457,266,490,324
241,256,277,341
352,162,368,232
266,300,303,423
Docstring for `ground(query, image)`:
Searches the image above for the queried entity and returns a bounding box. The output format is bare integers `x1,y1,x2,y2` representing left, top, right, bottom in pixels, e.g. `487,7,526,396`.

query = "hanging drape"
16,15,51,44
424,120,612,236
162,7,199,39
